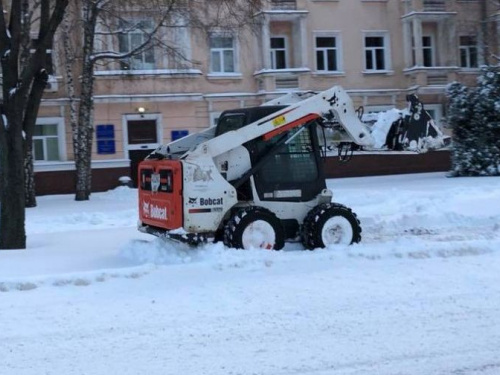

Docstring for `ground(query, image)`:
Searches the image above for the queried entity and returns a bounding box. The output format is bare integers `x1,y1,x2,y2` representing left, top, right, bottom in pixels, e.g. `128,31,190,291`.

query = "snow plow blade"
138,223,209,246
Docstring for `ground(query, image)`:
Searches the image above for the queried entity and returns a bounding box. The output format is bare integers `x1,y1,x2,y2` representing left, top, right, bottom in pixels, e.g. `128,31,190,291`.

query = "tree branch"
91,7,172,63
18,0,69,97
6,0,22,82
23,69,49,137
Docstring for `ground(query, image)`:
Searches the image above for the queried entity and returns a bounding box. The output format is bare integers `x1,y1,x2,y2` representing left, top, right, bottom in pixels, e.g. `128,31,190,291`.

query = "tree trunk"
0,0,69,250
23,70,50,208
62,13,79,172
62,12,89,202
0,115,27,250
24,148,37,208
74,2,98,201
0,110,4,197
75,65,95,201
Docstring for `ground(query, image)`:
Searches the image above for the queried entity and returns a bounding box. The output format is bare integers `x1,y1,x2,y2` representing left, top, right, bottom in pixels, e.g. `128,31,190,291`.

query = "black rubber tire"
301,203,362,250
223,206,285,250
213,228,224,244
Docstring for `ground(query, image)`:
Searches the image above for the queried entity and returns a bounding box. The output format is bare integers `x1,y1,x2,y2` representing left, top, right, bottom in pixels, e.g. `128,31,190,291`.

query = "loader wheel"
301,203,361,250
224,207,285,250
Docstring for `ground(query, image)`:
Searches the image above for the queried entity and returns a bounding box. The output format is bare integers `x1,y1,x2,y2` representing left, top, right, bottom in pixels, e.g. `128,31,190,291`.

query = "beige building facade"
35,0,500,193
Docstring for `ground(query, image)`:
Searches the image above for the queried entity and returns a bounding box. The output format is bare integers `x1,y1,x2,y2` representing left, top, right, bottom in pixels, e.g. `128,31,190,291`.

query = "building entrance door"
124,115,161,187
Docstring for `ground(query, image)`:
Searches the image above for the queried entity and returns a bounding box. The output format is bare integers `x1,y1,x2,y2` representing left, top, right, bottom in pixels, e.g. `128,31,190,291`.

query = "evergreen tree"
446,67,500,176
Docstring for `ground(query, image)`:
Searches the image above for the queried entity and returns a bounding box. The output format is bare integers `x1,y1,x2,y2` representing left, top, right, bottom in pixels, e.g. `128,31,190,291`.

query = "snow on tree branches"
446,67,500,176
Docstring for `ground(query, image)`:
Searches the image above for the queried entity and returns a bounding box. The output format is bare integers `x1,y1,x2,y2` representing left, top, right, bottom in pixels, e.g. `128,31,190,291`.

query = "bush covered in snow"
446,67,500,176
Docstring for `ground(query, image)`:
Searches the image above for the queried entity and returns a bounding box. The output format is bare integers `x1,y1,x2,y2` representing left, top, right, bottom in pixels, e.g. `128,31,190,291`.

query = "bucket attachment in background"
385,94,450,152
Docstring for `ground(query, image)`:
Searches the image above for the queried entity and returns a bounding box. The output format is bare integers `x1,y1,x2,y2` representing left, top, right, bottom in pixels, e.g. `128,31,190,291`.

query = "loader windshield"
215,113,246,136
215,105,287,136
257,127,318,183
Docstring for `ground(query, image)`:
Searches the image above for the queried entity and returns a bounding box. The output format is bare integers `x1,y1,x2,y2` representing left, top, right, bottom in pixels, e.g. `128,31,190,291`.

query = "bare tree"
0,0,69,249
76,0,176,201
61,0,179,201
20,0,42,208
62,0,265,201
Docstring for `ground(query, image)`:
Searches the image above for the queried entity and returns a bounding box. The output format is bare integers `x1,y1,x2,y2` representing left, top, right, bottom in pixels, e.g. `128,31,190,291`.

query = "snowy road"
1,173,500,375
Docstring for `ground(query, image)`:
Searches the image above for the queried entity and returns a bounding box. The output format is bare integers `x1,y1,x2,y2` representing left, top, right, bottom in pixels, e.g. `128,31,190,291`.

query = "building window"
271,0,297,9
364,34,389,71
270,36,287,69
127,119,158,144
422,36,434,67
412,36,435,67
459,36,478,68
33,120,64,162
166,16,191,70
118,20,155,70
315,36,339,72
209,35,236,73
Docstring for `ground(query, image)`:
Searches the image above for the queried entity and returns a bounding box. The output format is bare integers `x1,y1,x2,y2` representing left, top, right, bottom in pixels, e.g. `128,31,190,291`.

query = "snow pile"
120,238,293,272
368,108,403,149
120,238,205,265
98,185,136,201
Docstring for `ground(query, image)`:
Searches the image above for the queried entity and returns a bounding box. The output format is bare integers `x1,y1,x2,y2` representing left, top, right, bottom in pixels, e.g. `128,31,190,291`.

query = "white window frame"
459,35,478,69
411,35,435,67
363,31,391,73
314,31,343,73
166,15,191,70
118,19,156,71
33,117,66,163
209,34,238,74
270,35,288,70
423,104,444,129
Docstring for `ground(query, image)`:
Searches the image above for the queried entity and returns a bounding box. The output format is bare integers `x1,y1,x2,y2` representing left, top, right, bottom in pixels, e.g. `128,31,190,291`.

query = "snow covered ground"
1,172,500,375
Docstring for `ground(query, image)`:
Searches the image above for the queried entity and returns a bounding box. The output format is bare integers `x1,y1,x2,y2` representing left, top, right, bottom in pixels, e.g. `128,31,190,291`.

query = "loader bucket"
385,94,448,152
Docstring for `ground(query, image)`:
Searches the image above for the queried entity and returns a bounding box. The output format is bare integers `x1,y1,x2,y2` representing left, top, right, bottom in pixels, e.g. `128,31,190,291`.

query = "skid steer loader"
137,86,446,250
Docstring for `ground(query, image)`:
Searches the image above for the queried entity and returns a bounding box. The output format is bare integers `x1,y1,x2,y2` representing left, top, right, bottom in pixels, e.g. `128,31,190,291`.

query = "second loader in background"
137,86,448,250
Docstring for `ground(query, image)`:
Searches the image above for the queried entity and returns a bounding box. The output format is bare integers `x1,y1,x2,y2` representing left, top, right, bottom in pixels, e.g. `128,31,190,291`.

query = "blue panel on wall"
96,124,115,138
96,124,116,154
171,130,189,141
97,140,116,154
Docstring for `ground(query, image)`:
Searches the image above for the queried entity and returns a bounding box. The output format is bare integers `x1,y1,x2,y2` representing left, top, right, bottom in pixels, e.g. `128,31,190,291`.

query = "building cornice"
94,69,203,77
401,11,457,20
93,93,204,103
254,68,311,76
